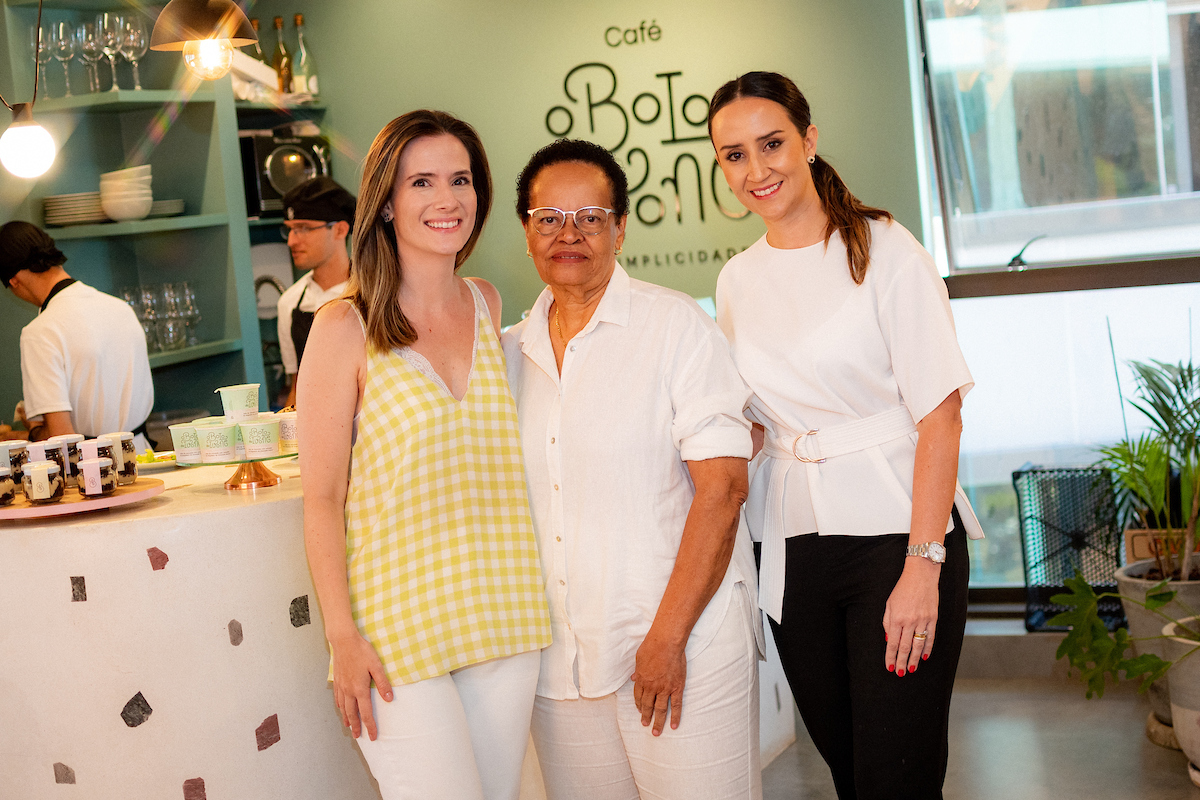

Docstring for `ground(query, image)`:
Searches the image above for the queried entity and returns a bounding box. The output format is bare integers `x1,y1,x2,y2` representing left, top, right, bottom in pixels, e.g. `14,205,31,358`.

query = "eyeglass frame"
525,206,617,236
279,221,336,241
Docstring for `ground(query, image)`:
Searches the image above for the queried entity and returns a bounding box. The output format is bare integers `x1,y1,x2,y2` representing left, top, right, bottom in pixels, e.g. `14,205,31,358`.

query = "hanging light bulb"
182,38,235,81
0,106,55,180
151,0,257,81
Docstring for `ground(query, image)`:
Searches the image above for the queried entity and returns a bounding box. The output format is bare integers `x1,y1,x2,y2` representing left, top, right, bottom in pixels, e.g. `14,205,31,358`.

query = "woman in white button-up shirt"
502,139,764,800
709,72,982,800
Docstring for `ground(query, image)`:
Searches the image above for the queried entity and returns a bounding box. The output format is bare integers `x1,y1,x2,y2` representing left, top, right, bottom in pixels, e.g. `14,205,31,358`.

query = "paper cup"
215,384,261,422
168,424,202,463
238,418,280,459
78,457,117,497
22,460,64,504
100,432,138,485
276,411,298,454
0,465,14,506
197,423,238,463
234,424,246,460
0,440,28,493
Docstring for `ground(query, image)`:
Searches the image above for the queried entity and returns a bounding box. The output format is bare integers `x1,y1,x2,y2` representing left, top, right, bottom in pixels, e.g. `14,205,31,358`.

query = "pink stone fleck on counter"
146,547,169,570
183,777,207,799
256,713,281,751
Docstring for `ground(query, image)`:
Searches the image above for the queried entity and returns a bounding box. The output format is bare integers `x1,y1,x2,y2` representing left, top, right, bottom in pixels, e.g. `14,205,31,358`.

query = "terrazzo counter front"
0,460,382,799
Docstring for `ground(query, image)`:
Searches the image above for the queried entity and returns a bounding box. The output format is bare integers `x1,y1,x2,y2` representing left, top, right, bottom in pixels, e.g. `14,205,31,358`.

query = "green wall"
246,0,922,323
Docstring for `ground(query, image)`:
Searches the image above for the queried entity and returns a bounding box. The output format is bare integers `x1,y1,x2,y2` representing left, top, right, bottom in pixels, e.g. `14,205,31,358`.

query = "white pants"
357,650,541,800
531,586,762,800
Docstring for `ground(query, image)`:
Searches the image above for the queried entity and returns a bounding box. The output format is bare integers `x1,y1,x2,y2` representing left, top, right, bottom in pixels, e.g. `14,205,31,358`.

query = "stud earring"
615,246,622,256
381,207,394,222
526,248,532,257
807,155,816,165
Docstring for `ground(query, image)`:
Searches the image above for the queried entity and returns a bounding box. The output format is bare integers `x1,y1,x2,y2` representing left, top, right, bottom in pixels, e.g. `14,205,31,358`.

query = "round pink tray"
0,478,165,521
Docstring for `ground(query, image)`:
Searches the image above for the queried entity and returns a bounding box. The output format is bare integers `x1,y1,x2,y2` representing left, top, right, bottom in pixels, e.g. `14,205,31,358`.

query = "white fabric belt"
755,406,985,623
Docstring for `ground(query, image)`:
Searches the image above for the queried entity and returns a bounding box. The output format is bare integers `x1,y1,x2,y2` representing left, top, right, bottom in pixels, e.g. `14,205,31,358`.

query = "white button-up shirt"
502,265,755,700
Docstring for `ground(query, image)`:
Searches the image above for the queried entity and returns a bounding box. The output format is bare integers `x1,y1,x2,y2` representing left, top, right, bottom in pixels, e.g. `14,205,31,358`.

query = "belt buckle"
791,430,825,464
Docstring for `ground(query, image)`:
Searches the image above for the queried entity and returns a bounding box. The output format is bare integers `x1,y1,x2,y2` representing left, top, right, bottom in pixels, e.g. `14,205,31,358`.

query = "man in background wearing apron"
276,176,355,407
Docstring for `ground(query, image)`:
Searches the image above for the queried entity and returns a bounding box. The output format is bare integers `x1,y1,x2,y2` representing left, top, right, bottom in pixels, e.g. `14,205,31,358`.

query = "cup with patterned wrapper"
215,383,261,422
275,411,298,454
238,417,280,459
168,423,202,463
197,422,238,463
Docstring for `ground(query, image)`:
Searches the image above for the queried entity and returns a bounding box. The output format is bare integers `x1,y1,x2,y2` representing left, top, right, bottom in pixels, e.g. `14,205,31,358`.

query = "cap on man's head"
283,177,356,226
0,221,66,288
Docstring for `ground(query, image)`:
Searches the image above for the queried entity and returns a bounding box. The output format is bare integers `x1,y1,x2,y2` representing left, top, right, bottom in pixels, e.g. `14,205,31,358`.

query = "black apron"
290,281,317,370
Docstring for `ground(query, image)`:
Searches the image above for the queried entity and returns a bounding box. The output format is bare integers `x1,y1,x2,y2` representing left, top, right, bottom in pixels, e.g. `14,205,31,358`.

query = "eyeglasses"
279,222,335,241
526,206,616,236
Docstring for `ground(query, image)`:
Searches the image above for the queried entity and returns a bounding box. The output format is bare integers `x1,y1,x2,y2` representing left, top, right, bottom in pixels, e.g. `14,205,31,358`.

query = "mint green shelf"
48,213,229,241
35,90,216,114
148,338,243,370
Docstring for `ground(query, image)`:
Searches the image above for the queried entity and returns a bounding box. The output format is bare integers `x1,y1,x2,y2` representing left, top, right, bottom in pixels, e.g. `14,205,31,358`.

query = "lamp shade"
150,0,257,52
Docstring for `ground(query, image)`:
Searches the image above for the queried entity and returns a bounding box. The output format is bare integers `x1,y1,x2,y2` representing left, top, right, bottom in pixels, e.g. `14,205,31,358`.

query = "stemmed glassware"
124,284,201,353
180,282,201,346
97,13,124,92
77,23,103,93
30,26,51,99
120,18,147,91
50,22,75,98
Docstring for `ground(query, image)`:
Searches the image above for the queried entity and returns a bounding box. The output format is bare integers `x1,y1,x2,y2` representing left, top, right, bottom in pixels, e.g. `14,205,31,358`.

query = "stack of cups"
171,384,286,466
100,165,152,221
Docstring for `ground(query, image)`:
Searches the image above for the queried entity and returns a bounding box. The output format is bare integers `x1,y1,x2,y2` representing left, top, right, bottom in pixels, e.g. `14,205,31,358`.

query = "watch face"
928,542,947,563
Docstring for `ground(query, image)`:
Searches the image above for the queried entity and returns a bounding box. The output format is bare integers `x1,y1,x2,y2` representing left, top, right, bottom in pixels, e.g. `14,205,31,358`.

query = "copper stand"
224,460,283,490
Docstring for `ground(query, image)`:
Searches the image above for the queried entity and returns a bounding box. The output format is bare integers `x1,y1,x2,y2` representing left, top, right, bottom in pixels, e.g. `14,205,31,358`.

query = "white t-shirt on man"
276,271,349,376
20,280,154,438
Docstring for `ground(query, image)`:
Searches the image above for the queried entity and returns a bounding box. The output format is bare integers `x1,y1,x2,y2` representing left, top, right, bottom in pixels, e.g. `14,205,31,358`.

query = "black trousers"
760,510,969,800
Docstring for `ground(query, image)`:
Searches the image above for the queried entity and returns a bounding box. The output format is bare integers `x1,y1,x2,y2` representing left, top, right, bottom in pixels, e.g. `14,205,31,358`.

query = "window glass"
922,0,1200,270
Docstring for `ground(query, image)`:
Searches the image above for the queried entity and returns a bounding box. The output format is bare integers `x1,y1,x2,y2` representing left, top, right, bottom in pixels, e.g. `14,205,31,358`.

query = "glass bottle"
293,14,318,96
249,18,266,62
270,16,292,93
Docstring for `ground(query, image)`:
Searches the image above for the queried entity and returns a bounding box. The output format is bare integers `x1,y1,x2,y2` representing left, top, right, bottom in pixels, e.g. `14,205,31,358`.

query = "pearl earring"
807,155,816,165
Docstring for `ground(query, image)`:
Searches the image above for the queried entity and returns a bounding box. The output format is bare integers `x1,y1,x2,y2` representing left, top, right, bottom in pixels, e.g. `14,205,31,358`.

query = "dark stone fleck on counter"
70,576,86,602
146,547,169,571
52,762,75,784
289,595,310,627
256,713,280,750
228,619,243,646
183,777,207,799
120,692,152,727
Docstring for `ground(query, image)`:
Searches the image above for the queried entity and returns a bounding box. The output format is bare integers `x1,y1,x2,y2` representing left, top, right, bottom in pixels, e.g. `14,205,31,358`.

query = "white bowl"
102,165,151,179
102,195,153,221
100,177,152,189
101,192,154,204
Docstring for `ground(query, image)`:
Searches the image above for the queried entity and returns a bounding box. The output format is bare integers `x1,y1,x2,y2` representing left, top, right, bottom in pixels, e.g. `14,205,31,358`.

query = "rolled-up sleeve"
669,303,753,462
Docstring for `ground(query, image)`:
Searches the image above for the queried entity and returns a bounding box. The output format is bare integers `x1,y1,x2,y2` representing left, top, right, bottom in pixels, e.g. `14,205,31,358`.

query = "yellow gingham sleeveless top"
343,281,550,686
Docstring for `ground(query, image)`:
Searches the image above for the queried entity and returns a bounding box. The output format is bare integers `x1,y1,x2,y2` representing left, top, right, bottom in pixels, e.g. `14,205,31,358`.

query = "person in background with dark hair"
708,72,984,799
299,110,550,800
276,176,356,407
0,221,153,446
503,138,762,799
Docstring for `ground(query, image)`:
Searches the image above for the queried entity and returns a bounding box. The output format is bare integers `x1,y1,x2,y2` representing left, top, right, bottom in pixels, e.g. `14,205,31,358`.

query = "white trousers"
357,649,541,800
531,586,762,800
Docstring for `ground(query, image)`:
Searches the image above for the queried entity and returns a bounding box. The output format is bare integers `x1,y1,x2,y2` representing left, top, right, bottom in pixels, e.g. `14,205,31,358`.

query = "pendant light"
0,0,56,179
150,0,258,82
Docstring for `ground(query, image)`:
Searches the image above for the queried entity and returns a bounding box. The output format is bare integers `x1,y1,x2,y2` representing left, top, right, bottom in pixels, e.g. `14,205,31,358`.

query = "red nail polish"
922,653,929,661
897,669,905,677
911,663,917,672
888,664,895,672
885,633,888,642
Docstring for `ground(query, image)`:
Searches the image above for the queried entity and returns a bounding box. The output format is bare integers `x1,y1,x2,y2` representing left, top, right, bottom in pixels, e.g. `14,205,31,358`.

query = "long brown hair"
708,72,891,285
350,110,493,352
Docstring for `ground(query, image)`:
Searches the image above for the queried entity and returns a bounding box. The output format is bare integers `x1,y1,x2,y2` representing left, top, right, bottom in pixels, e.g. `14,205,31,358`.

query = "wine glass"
120,18,147,91
180,282,201,346
97,13,124,92
30,26,51,98
50,22,75,97
77,23,103,93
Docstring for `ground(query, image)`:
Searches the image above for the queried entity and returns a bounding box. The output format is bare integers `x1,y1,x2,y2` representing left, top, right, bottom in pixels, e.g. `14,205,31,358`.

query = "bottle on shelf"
271,16,292,94
249,18,266,62
293,14,318,96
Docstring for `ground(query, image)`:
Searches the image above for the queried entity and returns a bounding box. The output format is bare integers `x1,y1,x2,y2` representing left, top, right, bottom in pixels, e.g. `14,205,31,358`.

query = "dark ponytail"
709,72,891,285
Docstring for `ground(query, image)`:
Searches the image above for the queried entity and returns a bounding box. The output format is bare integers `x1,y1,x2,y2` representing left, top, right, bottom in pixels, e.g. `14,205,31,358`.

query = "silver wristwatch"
906,541,947,564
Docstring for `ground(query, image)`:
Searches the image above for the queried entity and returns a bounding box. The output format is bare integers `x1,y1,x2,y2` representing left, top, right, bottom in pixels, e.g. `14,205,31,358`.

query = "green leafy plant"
1050,573,1197,698
1095,360,1200,581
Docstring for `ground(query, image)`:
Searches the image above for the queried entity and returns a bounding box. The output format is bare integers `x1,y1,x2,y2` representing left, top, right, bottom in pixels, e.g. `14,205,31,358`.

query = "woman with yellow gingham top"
299,110,551,800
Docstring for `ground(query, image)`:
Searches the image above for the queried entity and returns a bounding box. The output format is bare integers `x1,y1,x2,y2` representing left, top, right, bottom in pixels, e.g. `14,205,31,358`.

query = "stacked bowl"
100,165,153,222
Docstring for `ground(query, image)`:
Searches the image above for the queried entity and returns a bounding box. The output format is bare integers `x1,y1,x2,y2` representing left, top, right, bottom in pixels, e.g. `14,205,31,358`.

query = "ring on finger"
913,631,928,640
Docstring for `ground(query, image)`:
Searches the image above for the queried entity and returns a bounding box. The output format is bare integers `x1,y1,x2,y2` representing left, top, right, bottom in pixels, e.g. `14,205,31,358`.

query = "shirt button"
559,579,565,586
569,345,576,352
556,536,562,542
553,484,559,491
550,437,555,444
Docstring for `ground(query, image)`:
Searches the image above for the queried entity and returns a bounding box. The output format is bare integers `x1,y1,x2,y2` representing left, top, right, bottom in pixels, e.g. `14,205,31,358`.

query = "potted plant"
1163,617,1200,783
1094,359,1200,747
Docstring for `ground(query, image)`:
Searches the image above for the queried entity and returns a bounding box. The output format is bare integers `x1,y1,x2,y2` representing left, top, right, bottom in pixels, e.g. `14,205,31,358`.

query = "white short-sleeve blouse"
716,220,979,620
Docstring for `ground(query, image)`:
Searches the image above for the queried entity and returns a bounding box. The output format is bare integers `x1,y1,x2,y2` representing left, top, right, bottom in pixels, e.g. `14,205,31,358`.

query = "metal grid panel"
1012,467,1126,632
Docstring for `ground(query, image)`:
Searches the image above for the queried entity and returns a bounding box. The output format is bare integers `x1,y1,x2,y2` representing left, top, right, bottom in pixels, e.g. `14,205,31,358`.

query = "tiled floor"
763,678,1199,799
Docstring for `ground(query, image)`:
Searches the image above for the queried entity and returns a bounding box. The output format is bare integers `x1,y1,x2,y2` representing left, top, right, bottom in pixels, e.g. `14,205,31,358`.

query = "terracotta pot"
1115,560,1200,733
1162,617,1200,784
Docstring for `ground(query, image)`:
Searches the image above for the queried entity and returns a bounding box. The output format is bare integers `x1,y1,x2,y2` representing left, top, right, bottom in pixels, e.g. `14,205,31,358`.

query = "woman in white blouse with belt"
502,138,763,799
709,72,983,799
